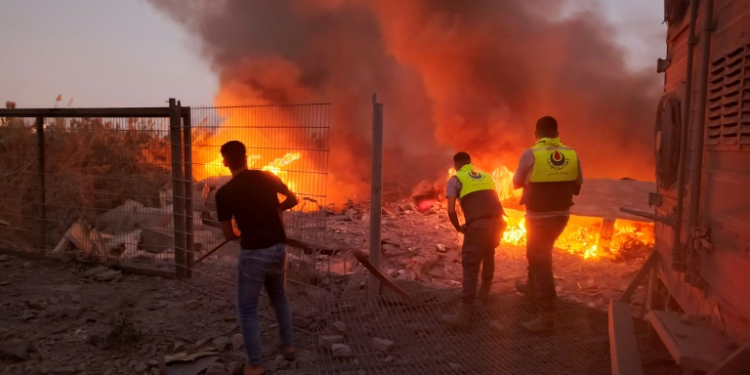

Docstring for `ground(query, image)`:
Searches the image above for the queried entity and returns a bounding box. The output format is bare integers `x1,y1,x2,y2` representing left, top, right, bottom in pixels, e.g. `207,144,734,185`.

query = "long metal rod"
671,0,701,272
182,107,194,278
35,117,46,255
369,94,384,297
169,98,187,279
686,0,716,285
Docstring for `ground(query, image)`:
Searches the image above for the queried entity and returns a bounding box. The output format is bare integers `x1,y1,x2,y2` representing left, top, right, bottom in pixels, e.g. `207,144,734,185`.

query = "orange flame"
449,165,654,259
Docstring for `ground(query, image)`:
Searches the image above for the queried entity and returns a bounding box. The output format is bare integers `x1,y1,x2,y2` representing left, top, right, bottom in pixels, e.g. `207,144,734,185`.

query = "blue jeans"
237,243,293,365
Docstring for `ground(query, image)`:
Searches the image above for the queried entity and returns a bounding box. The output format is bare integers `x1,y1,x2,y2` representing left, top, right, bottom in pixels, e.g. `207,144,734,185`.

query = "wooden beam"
609,298,645,375
646,310,736,372
706,343,750,375
621,250,658,303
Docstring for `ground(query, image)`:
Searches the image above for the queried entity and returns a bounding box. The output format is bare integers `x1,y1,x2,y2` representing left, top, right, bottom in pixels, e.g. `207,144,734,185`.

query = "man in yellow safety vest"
440,152,506,328
513,116,583,332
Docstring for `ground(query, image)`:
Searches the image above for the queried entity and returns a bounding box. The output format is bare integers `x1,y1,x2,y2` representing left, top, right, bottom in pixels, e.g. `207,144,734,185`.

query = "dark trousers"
526,215,569,312
461,217,506,305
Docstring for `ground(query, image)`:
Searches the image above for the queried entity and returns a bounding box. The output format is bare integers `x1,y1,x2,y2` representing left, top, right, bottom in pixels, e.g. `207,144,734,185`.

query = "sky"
0,0,664,108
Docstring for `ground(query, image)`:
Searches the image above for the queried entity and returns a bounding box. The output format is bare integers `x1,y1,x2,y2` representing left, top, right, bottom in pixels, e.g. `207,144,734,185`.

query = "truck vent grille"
706,44,750,149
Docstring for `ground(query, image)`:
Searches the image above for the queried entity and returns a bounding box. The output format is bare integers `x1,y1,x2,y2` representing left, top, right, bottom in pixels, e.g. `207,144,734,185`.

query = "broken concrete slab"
211,336,230,352
140,227,174,254
372,338,395,353
166,355,218,375
319,335,344,350
82,266,110,278
331,343,353,358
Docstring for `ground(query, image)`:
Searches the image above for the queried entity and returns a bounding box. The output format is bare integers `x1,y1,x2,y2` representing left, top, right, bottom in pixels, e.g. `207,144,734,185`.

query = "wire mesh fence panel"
185,104,331,289
0,113,177,277
310,291,614,375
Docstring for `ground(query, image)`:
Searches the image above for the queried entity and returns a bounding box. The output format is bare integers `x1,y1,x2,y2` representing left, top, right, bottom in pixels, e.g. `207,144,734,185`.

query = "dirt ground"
1,201,683,375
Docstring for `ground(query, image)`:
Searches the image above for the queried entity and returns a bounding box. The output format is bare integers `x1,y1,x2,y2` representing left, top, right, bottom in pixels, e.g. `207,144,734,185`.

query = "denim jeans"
526,216,569,312
461,217,506,305
237,243,293,366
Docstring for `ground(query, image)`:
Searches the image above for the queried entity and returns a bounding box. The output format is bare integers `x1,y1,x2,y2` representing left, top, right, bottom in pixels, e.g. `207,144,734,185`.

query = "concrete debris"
21,261,32,269
489,320,508,334
332,321,347,333
133,362,148,372
331,343,353,358
372,338,395,353
95,269,122,282
0,340,30,361
205,362,225,375
82,266,109,278
319,335,344,350
384,356,395,363
231,334,243,351
0,254,9,261
140,227,174,254
211,336,230,352
52,366,76,374
436,244,447,252
449,362,461,370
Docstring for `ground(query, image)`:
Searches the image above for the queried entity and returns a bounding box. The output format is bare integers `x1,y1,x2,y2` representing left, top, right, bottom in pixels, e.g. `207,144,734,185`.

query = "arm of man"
572,159,583,195
268,173,298,211
513,149,534,190
445,176,465,234
216,189,241,241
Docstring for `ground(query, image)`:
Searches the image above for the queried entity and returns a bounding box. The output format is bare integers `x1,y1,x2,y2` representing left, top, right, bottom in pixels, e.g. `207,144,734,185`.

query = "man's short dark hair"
453,152,471,165
220,141,247,169
536,116,559,137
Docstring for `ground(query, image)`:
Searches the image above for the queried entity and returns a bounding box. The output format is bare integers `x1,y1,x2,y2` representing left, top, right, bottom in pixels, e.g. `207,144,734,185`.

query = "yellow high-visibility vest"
455,164,497,198
529,138,578,183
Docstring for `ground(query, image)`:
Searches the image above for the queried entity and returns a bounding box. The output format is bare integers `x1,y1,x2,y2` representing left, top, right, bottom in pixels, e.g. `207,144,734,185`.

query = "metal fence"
0,101,331,285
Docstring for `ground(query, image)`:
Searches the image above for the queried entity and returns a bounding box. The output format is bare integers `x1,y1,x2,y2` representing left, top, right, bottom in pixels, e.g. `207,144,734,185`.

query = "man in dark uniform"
440,152,506,328
513,116,583,332
215,141,298,375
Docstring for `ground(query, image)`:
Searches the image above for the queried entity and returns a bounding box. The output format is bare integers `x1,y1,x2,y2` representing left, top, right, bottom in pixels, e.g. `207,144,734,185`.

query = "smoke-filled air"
146,0,661,203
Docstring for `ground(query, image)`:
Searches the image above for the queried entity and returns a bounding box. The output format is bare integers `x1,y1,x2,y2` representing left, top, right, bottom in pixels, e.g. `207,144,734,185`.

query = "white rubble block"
82,266,109,278
95,269,122,282
436,244,447,252
140,227,174,254
331,343,353,358
318,335,344,350
372,338,395,353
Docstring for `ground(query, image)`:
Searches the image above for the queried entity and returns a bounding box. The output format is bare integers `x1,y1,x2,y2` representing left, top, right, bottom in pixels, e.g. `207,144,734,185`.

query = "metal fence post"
169,99,187,279
369,94,383,297
182,107,194,278
36,117,46,254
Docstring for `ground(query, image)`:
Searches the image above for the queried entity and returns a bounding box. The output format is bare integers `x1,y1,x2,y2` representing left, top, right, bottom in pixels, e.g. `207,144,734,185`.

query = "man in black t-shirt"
215,141,298,375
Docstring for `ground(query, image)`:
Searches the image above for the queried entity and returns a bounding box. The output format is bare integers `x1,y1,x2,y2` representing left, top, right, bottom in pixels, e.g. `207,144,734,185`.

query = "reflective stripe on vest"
529,138,579,183
455,164,497,199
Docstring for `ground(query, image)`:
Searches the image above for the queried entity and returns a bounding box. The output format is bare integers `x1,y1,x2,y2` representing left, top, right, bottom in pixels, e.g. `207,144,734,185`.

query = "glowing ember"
448,165,654,259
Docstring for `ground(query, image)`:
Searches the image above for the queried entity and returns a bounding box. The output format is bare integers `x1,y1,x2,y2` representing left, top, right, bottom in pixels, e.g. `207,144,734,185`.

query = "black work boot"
515,278,536,300
477,283,491,306
439,302,473,329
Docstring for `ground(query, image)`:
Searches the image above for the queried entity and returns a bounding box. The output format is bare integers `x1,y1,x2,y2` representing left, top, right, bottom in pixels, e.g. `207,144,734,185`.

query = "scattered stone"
52,366,76,374
22,261,32,269
174,341,186,351
183,300,200,311
211,336,230,352
331,343,353,358
147,360,158,366
26,300,46,310
134,362,148,372
332,321,347,333
337,303,356,313
319,335,344,350
95,269,122,282
489,320,507,334
436,244,447,252
82,266,109,278
0,340,30,361
0,254,8,261
232,334,243,351
0,280,11,286
358,370,366,375
449,362,461,370
372,338,395,353
21,311,35,321
206,362,225,375
384,356,395,363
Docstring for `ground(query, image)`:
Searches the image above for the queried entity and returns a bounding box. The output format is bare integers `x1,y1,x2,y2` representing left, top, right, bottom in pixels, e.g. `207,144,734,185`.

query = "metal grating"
706,44,750,148
311,291,612,375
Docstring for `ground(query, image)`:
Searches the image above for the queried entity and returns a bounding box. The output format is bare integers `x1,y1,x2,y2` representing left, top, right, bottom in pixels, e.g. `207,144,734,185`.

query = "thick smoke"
147,0,661,202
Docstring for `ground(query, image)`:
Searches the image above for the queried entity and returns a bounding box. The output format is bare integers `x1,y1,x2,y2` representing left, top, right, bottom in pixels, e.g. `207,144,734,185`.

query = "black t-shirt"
215,170,288,250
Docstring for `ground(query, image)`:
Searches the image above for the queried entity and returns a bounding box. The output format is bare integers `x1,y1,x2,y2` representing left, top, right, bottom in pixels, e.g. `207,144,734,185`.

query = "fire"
204,152,301,192
449,165,654,259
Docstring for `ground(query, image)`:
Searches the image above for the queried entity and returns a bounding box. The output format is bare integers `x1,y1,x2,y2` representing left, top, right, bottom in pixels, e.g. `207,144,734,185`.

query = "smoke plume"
146,0,661,203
